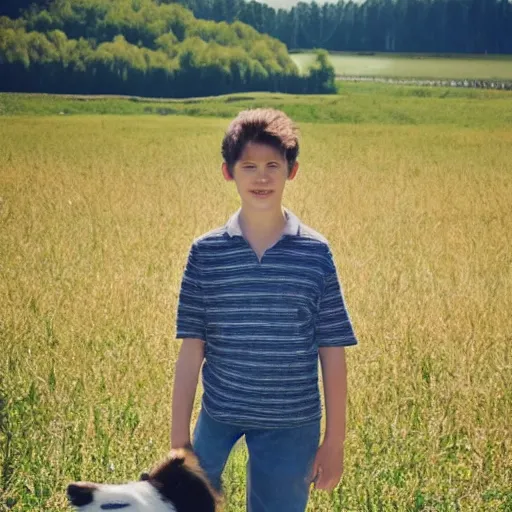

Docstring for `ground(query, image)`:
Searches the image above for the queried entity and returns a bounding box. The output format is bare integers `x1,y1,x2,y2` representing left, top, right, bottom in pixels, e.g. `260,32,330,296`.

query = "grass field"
292,52,512,81
1,91,512,511
1,84,512,129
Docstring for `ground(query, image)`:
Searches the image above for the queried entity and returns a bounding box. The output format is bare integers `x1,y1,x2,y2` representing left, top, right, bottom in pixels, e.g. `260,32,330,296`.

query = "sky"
254,0,312,10
253,0,362,11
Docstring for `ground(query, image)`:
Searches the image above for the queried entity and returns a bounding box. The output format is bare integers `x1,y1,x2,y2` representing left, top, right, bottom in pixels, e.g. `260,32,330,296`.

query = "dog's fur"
67,449,220,512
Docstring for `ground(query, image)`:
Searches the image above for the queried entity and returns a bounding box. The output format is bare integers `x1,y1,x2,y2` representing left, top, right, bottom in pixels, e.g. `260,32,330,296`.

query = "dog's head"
67,449,219,512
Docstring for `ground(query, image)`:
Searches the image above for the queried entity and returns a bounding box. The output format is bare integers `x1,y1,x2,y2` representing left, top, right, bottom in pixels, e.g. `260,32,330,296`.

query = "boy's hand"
310,439,344,492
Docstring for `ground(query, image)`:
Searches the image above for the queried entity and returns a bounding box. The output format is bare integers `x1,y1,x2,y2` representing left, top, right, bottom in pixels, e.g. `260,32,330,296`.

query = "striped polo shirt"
176,209,357,428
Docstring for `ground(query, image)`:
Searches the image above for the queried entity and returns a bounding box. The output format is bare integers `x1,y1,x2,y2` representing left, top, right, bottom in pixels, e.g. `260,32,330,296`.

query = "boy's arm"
319,346,347,446
311,346,347,491
170,338,205,449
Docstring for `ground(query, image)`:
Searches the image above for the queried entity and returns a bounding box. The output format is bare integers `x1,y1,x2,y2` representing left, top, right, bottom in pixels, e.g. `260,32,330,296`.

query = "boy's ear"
288,161,299,181
222,162,233,181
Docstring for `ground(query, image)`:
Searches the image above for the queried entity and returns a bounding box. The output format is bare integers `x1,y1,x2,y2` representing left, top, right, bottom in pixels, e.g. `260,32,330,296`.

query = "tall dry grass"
1,115,511,511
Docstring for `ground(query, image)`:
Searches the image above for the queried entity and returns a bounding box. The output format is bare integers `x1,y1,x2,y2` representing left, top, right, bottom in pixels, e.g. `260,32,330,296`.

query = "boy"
171,108,358,512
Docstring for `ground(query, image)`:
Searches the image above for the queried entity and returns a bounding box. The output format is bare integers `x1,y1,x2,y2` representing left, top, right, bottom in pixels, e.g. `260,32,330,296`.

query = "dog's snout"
67,482,96,506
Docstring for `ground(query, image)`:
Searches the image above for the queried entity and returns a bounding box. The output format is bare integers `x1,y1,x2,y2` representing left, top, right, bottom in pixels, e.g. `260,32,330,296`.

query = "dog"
67,448,220,511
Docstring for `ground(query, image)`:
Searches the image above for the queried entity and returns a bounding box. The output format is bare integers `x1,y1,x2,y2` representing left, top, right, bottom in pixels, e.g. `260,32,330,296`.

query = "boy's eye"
240,163,280,171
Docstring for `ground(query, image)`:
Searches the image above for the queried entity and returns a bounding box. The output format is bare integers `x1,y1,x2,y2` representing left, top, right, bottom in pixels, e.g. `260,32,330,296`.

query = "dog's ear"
67,483,97,507
147,450,217,512
148,450,186,485
169,448,188,464
141,449,188,483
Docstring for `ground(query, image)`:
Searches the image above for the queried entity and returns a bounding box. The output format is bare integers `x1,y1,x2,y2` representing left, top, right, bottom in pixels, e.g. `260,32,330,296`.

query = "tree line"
2,0,511,55
0,0,336,97
178,0,512,54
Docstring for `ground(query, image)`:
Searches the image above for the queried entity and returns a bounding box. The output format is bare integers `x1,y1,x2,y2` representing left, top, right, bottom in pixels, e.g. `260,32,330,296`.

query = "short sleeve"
176,243,206,341
315,249,358,348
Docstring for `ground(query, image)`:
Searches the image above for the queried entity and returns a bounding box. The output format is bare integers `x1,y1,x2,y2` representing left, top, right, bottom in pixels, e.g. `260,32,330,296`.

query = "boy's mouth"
251,190,273,196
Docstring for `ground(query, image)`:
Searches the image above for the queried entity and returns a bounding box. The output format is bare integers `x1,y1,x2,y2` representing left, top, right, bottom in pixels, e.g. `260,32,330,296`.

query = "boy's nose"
255,171,270,183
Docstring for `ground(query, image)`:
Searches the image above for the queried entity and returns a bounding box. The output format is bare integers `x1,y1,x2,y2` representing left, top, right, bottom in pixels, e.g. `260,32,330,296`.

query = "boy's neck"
239,205,286,239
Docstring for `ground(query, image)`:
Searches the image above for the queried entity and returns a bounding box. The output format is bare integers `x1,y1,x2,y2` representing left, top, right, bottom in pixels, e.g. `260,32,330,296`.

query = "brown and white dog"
67,449,220,512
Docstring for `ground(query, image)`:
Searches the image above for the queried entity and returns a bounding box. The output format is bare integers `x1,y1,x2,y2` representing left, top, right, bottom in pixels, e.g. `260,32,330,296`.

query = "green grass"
292,52,512,81
1,82,512,129
1,101,512,511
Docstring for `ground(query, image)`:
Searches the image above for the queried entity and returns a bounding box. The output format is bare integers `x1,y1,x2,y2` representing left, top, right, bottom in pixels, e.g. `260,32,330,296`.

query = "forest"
0,0,336,97
2,0,511,55
180,0,512,54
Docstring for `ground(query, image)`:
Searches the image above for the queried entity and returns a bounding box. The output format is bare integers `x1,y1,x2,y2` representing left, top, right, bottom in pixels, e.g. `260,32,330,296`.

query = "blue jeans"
193,407,320,512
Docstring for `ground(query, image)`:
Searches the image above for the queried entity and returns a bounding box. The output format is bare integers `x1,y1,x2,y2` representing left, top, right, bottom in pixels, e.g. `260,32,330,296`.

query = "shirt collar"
225,208,301,238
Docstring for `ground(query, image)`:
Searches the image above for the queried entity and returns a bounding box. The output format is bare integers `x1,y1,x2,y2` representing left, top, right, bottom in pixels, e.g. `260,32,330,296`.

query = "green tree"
0,0,50,19
307,48,336,93
0,0,339,96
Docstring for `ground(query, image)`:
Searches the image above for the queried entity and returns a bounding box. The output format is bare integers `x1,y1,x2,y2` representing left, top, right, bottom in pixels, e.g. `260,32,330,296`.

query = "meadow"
292,52,512,81
2,83,512,127
1,88,512,511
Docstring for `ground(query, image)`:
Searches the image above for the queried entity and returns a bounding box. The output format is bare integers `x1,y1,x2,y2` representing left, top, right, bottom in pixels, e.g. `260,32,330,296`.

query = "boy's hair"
221,108,299,177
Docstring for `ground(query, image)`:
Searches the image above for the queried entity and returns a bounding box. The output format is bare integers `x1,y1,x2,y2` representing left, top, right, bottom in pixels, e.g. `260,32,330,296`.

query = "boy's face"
222,142,298,211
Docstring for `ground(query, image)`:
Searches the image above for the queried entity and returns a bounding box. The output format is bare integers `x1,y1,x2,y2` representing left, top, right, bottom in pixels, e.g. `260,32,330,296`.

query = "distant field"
1,93,512,510
292,52,512,80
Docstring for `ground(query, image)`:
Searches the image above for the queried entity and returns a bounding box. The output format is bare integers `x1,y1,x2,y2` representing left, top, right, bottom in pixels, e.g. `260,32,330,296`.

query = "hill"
0,0,336,97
